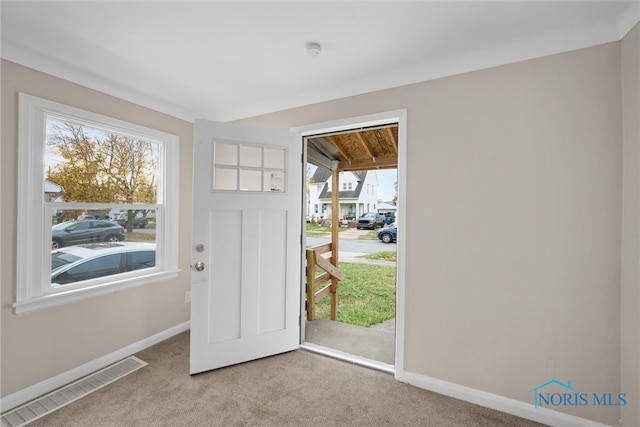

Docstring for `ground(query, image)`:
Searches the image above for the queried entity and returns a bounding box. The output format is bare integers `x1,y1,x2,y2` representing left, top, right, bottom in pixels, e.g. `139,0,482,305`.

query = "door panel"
257,210,287,333
190,119,302,375
208,210,242,344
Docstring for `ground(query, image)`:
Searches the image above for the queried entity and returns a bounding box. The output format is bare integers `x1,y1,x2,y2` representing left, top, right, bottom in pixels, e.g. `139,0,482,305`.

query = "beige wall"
242,42,627,425
621,23,640,427
0,60,193,396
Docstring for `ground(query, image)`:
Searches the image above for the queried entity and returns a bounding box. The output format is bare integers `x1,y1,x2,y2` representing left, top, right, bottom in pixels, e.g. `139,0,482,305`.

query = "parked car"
76,213,97,220
115,213,148,228
51,242,156,285
377,226,397,243
356,212,385,229
52,220,125,249
77,211,110,220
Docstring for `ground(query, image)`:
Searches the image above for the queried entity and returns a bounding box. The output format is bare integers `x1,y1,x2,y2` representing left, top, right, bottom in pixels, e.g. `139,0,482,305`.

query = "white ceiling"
1,1,638,122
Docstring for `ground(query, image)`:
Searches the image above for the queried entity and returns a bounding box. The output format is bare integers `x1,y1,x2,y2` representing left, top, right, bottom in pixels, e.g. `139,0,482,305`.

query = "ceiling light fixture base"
306,42,321,57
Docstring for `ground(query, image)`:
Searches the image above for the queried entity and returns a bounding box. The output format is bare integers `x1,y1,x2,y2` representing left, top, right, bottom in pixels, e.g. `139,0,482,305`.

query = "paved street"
306,229,396,254
306,228,396,266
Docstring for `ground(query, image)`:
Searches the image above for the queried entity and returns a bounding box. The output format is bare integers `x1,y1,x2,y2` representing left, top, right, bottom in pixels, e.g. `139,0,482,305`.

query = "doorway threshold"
300,342,394,375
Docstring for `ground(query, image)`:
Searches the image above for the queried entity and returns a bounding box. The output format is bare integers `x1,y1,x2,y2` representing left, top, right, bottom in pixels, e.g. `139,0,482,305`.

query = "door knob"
194,261,205,272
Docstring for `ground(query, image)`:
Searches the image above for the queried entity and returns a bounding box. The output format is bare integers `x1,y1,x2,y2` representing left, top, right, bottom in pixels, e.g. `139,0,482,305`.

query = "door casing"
292,109,407,381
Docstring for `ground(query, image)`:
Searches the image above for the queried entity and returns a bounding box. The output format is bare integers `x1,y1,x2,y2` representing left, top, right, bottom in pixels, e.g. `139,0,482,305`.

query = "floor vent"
1,356,147,427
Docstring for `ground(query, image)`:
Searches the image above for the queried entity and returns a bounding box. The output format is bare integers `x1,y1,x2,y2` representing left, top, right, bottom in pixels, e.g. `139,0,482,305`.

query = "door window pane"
265,147,285,169
265,171,285,192
214,168,237,190
212,140,286,193
240,169,262,191
240,145,262,168
215,142,238,166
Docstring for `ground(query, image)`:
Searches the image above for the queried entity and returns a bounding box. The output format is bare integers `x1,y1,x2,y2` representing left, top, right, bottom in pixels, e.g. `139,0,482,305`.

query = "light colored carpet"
29,331,546,426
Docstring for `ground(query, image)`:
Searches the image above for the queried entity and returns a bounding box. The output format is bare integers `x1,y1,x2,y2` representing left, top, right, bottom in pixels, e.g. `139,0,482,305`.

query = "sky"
377,169,398,202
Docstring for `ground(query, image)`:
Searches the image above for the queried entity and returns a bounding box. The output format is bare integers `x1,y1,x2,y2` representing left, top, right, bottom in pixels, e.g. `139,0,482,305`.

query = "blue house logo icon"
529,379,576,408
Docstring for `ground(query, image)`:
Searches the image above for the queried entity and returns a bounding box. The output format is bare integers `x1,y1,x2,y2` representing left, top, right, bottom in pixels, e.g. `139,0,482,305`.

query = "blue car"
377,226,397,243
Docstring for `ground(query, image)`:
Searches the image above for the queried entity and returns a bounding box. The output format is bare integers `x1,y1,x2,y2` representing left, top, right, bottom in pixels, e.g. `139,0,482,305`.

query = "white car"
51,242,156,286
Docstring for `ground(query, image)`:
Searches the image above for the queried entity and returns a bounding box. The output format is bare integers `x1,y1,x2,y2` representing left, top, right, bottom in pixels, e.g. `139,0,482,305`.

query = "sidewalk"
338,251,396,267
338,227,371,239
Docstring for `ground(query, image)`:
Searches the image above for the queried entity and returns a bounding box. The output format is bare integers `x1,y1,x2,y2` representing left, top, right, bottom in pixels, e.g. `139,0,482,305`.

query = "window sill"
13,270,180,316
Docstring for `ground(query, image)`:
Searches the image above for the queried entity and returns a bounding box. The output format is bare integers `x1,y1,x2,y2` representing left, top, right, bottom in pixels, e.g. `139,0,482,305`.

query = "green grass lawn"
358,229,379,240
125,231,156,242
361,251,397,262
306,222,347,236
312,262,396,327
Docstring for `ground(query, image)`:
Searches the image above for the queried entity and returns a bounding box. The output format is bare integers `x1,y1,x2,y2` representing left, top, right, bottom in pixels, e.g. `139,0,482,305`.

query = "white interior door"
190,119,302,374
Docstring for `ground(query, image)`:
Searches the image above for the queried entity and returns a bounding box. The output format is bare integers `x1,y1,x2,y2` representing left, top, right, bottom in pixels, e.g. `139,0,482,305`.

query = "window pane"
215,142,238,166
45,117,159,204
240,145,262,168
239,169,262,191
214,168,237,190
50,208,156,252
265,147,285,169
264,171,285,192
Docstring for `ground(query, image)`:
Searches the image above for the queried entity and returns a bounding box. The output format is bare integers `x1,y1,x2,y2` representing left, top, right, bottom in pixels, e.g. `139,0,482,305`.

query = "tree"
46,120,157,232
393,180,398,205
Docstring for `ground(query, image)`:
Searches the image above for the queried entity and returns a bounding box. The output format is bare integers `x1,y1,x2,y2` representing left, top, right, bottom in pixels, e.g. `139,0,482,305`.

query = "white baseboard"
402,371,609,427
0,321,190,413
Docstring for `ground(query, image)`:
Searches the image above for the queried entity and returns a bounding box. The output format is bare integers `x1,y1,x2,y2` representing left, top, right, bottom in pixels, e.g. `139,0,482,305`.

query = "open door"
190,119,302,374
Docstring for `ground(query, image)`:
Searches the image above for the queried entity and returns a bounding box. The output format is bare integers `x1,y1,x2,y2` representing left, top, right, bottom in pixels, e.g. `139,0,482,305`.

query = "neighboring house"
377,201,397,218
308,167,379,221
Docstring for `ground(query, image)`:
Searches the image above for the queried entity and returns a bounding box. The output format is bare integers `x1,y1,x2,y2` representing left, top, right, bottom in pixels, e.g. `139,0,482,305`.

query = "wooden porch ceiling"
306,124,398,172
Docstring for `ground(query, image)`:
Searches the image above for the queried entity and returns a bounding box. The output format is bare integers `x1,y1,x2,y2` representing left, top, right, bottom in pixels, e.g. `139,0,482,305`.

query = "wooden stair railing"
305,243,345,321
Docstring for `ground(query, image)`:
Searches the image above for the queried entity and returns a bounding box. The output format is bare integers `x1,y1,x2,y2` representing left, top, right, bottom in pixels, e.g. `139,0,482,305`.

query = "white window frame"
14,93,179,315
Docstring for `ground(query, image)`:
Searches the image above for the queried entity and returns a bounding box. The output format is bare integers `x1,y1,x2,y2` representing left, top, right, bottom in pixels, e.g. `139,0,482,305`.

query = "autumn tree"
46,120,157,232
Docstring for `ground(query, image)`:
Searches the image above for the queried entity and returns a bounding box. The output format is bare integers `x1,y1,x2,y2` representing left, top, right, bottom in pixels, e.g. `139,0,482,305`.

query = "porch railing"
305,243,344,321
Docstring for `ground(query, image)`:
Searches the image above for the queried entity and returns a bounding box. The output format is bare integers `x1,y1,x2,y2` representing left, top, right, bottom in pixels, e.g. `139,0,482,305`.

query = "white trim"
0,321,190,413
13,270,180,315
293,111,402,137
402,371,609,427
292,109,408,381
15,93,180,315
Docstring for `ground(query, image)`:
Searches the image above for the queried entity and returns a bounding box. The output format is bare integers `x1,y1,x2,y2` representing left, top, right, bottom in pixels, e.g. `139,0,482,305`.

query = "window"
212,140,286,192
15,94,179,314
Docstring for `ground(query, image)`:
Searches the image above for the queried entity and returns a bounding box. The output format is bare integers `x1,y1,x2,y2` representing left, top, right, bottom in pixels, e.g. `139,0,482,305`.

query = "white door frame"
292,109,407,381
